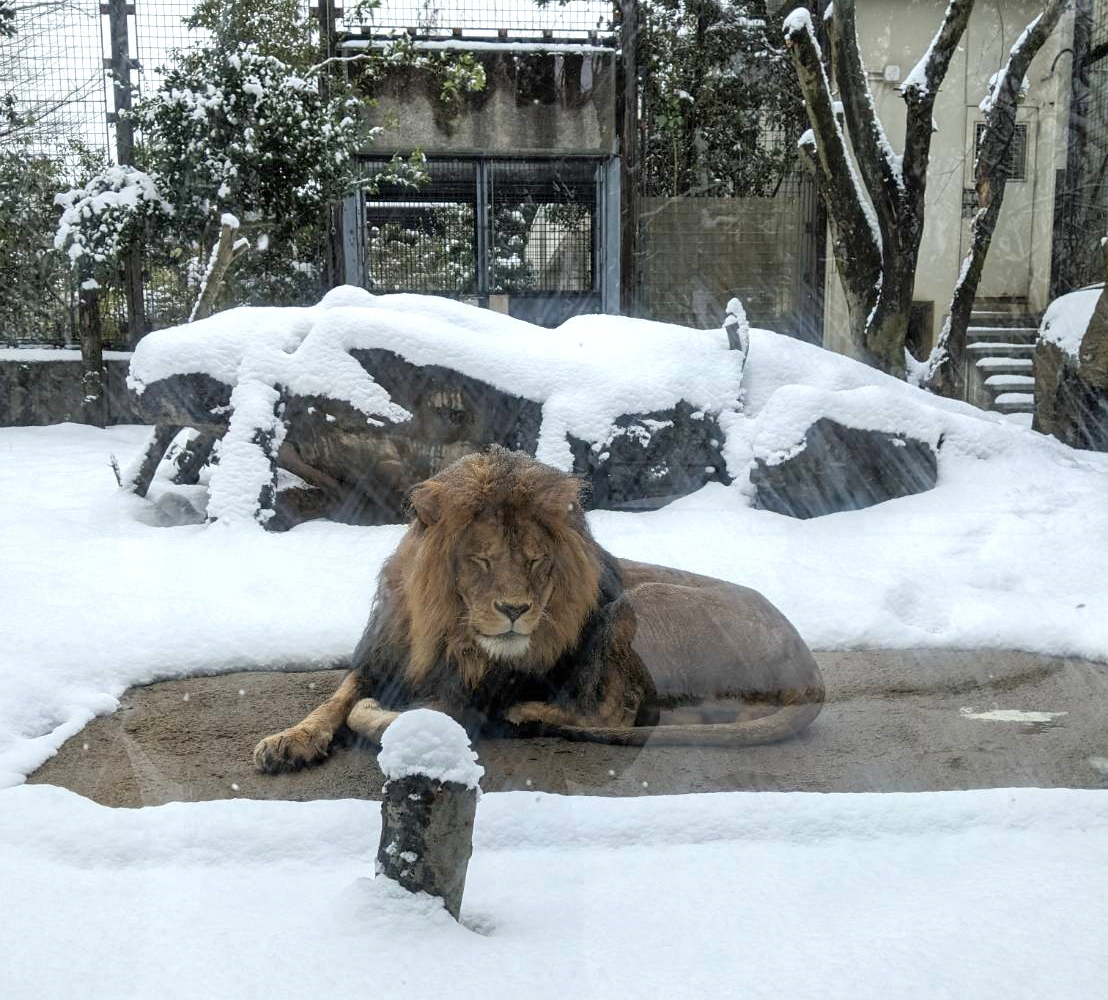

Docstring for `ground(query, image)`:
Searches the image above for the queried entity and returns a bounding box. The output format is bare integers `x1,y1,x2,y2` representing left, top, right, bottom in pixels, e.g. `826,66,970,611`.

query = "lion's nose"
495,602,531,623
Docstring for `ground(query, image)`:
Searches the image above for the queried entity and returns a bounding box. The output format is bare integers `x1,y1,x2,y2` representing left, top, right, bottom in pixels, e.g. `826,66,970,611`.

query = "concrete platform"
27,650,1108,807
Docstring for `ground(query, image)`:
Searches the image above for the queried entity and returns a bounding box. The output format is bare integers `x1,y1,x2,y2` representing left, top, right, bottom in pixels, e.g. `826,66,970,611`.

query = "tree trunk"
78,279,107,428
785,1,974,377
928,0,1069,397
190,218,248,323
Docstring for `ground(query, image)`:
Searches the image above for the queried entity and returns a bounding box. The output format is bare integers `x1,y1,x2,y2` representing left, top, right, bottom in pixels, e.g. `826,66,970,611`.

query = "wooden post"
318,0,346,290
78,277,108,428
375,710,483,921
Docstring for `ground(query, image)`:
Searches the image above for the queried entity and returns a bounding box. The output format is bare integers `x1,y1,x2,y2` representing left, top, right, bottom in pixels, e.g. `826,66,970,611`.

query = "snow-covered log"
126,289,743,527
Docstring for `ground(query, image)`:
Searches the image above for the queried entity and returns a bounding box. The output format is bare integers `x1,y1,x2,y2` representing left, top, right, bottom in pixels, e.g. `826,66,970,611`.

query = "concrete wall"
822,1,1073,359
0,353,150,426
638,195,808,331
363,48,618,157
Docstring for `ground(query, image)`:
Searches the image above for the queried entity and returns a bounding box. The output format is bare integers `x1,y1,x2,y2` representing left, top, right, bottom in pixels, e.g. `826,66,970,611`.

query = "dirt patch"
27,650,1108,806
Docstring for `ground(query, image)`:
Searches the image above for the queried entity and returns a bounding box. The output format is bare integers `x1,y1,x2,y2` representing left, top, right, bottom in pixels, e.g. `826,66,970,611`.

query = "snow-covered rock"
1035,273,1108,452
127,288,1051,527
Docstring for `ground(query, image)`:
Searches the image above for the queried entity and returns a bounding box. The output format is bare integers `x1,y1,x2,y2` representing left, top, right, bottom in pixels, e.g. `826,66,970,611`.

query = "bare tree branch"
784,8,881,347
190,218,249,323
825,0,900,250
901,0,976,202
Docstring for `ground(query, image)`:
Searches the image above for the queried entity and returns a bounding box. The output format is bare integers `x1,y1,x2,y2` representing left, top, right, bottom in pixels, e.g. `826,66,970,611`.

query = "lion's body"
254,448,824,773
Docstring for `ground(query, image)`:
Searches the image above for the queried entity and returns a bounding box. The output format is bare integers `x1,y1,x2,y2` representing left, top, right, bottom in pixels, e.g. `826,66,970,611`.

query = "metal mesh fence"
364,158,479,294
360,156,597,300
489,159,595,294
343,0,615,39
4,0,111,161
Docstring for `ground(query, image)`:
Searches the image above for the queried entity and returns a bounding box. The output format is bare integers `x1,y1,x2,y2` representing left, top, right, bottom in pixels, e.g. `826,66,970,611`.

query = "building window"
974,122,1029,182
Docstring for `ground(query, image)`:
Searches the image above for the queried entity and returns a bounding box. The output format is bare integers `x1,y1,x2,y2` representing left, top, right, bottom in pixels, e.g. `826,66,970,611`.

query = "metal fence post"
104,0,146,345
316,0,347,289
619,0,639,317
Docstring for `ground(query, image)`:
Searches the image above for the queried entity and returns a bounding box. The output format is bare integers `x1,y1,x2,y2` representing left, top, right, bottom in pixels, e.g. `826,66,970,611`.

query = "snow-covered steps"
976,356,1034,375
994,391,1035,414
984,373,1035,390
967,302,1039,417
966,325,1038,342
966,341,1036,358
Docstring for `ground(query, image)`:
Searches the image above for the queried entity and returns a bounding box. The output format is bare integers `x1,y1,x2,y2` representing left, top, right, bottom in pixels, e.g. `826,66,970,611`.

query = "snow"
3,303,1108,784
979,16,1039,115
782,7,814,36
1,784,1106,999
377,709,484,789
342,38,616,54
3,294,1108,996
130,289,745,504
1039,285,1101,359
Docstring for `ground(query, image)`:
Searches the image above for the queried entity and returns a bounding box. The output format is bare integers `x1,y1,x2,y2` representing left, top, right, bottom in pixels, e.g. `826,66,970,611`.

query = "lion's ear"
409,480,442,526
547,476,585,520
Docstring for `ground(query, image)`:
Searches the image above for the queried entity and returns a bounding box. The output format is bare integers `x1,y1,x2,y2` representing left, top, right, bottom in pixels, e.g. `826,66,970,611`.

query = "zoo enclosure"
7,0,822,347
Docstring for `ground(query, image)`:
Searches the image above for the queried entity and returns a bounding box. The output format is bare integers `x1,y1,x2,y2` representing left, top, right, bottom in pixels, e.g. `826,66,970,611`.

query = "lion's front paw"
504,701,559,727
253,725,331,774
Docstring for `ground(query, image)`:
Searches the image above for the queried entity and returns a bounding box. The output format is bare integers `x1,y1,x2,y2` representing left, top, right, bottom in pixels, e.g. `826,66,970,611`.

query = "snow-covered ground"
1,784,1105,999
2,298,1107,998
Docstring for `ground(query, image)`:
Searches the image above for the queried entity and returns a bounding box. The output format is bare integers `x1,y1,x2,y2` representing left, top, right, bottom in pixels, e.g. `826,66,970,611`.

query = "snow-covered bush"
53,166,173,274
130,44,365,242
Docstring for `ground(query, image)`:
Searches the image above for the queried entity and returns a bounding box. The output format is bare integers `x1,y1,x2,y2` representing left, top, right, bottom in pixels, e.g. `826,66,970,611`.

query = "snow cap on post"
377,708,484,789
376,709,482,921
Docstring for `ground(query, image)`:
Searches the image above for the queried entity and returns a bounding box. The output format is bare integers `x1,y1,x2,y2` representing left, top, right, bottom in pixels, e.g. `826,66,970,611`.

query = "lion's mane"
376,447,610,690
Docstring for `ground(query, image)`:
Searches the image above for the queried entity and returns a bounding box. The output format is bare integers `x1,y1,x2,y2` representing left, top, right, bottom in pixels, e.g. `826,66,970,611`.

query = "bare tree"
783,0,974,376
925,0,1071,397
784,1,1068,384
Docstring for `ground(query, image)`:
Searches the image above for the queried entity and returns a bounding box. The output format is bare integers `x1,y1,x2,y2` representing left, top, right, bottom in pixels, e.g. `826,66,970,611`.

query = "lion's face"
455,514,555,660
397,447,604,682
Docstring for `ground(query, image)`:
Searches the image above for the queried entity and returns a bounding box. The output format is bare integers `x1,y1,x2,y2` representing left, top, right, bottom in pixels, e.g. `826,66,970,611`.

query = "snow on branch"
824,0,903,242
900,0,974,199
783,6,881,332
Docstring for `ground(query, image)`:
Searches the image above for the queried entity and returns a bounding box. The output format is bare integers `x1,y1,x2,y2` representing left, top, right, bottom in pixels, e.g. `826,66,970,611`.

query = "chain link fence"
3,0,819,348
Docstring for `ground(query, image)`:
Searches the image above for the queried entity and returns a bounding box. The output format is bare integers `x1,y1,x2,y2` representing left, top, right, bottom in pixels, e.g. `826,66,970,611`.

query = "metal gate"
355,156,616,326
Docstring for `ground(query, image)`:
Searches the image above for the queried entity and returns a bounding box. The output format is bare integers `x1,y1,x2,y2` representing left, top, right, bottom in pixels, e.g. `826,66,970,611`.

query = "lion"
254,446,824,772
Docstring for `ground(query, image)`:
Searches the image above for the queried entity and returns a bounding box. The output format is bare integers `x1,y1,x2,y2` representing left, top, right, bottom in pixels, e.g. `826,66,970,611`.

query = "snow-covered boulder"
1034,260,1108,452
126,287,1037,528
749,419,938,519
128,289,744,526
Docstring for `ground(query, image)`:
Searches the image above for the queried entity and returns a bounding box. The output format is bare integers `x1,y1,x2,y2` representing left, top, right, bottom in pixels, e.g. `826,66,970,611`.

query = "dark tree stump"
376,775,478,921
